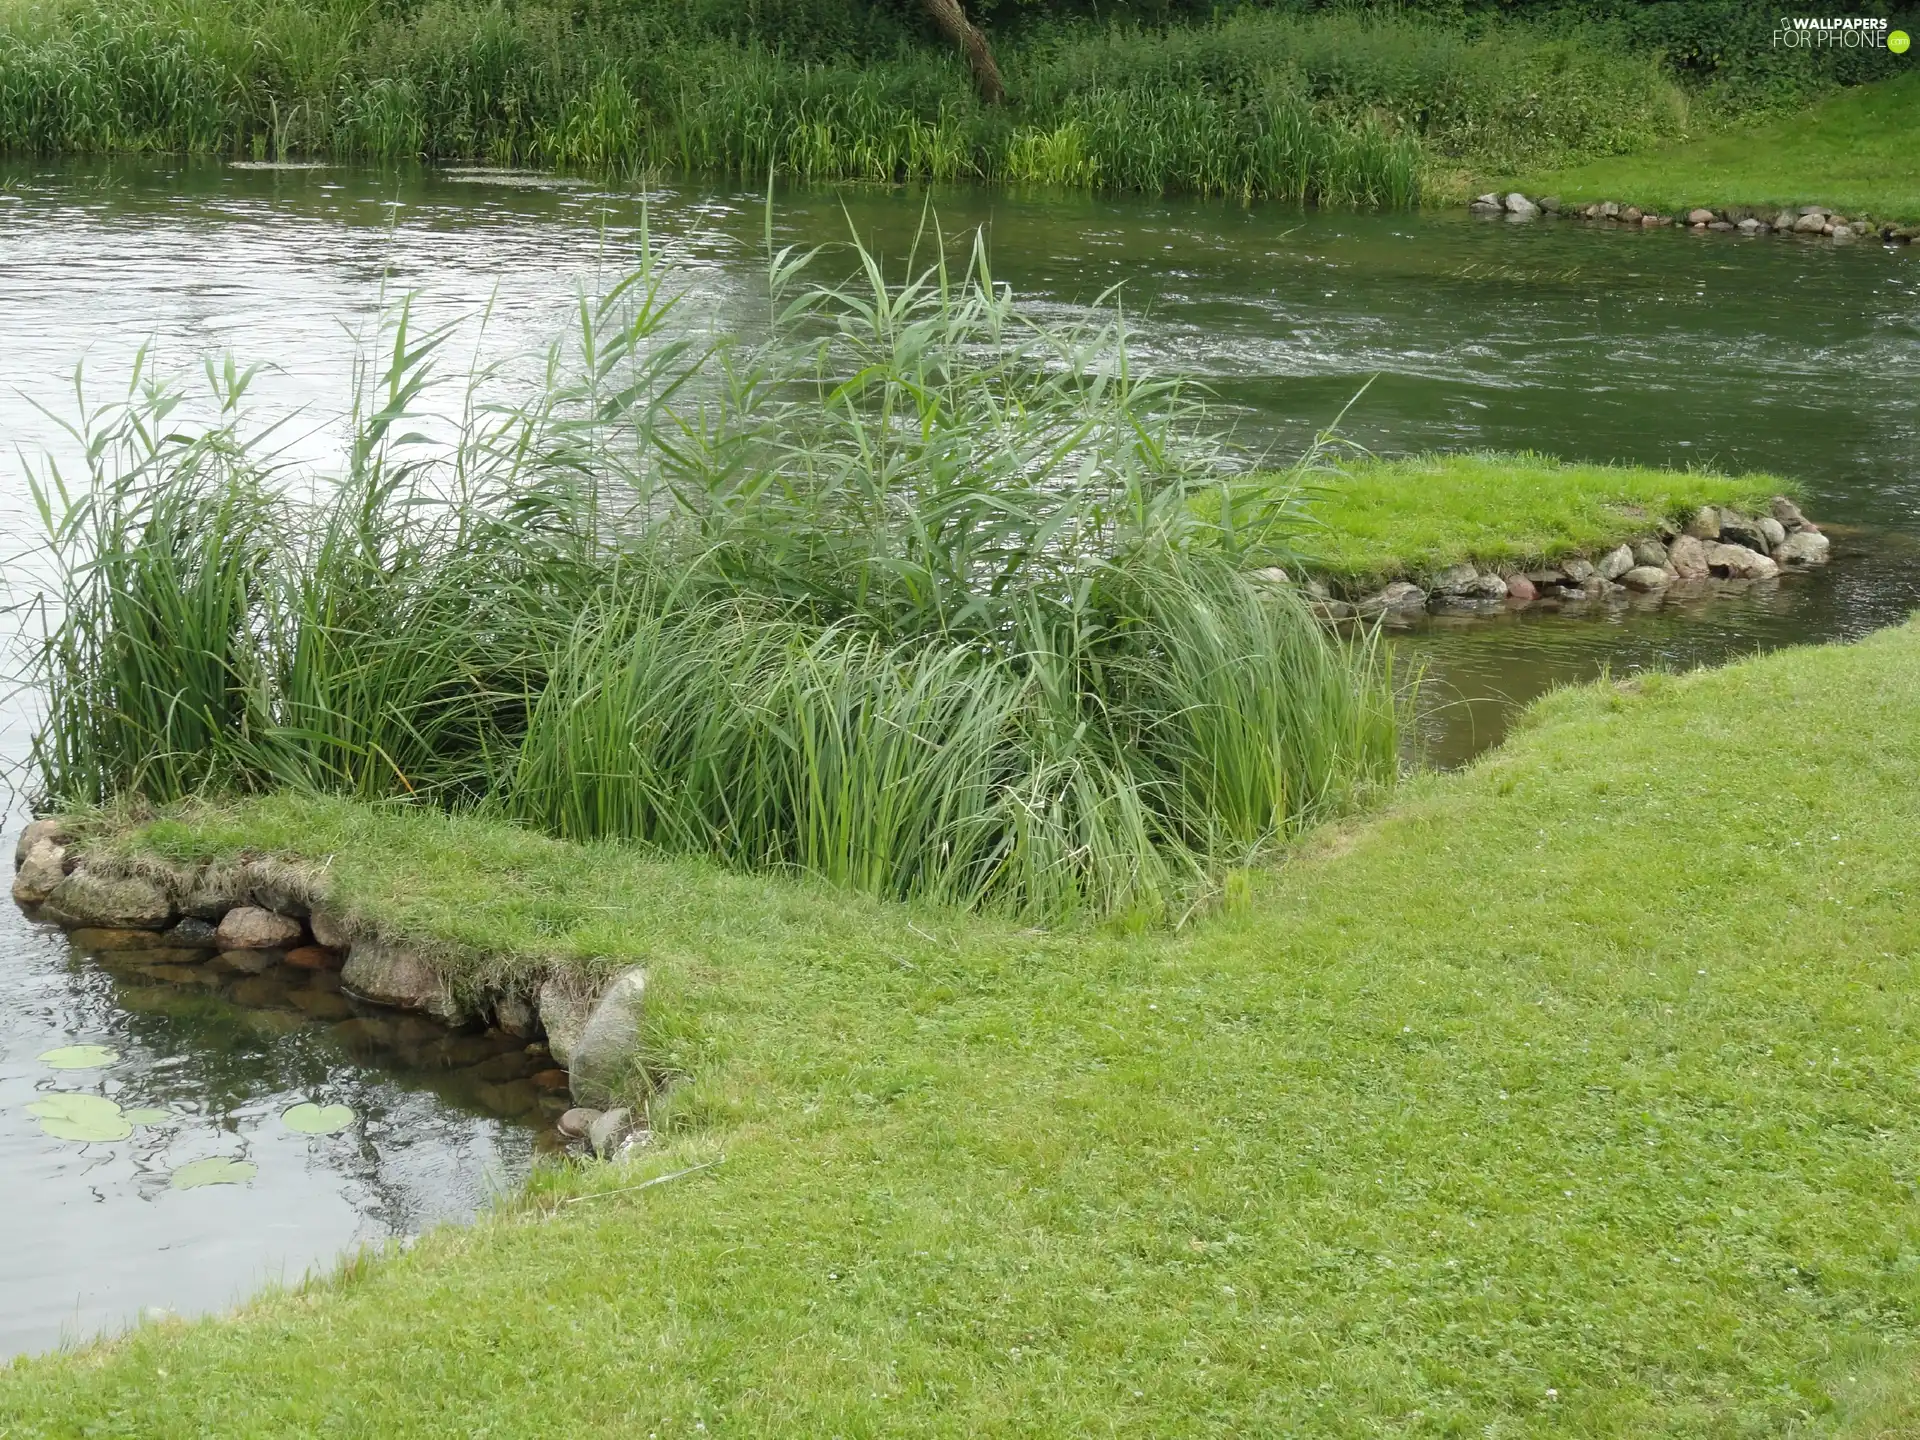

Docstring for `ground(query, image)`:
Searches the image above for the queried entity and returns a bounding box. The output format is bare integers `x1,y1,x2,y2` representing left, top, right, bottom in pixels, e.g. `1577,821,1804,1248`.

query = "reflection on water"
2,158,1919,1353
0,854,560,1359
1393,526,1920,766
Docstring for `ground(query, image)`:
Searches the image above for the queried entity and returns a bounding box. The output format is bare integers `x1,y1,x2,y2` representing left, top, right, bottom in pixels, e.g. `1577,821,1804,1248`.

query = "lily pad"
38,1045,120,1070
281,1102,355,1135
28,1093,132,1142
121,1107,173,1126
170,1157,257,1189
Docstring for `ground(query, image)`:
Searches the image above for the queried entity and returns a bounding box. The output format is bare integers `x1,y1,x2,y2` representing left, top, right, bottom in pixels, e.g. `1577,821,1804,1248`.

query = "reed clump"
23,226,1398,924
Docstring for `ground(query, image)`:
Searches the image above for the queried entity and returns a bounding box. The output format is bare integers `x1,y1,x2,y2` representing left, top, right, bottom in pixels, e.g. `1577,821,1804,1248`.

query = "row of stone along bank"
11,824,652,1159
1268,496,1830,621
1471,192,1912,244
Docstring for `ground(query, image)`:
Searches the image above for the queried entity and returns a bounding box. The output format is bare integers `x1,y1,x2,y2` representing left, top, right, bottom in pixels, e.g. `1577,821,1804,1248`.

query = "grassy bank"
1286,451,1791,582
8,613,1920,1432
0,1,1699,200
1512,70,1920,223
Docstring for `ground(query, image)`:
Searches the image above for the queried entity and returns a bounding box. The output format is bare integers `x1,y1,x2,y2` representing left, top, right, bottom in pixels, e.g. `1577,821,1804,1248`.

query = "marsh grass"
22,223,1398,922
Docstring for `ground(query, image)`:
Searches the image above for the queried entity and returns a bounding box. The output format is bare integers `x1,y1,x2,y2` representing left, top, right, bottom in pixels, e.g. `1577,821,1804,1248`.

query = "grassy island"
8,614,1920,1435
1286,451,1790,583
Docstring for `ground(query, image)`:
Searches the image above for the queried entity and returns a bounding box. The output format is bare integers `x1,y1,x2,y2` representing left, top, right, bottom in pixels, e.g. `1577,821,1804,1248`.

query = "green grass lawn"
7,618,1920,1435
1281,451,1787,582
1511,69,1920,221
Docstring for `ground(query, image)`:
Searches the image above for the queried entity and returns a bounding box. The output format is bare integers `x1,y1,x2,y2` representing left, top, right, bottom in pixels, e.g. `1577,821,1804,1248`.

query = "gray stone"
1757,515,1787,549
1621,206,1642,224
1793,212,1827,234
1598,201,1619,219
587,1107,634,1159
1718,512,1771,553
1539,195,1560,214
1831,227,1855,245
568,967,648,1110
165,917,220,949
1631,539,1668,568
1770,495,1812,532
1354,580,1427,616
537,975,599,1069
1666,533,1710,579
1560,557,1595,583
12,839,67,906
1465,571,1510,600
1429,563,1482,597
1774,530,1832,566
1685,506,1720,541
1247,566,1290,586
1596,544,1636,581
1800,204,1830,217
309,905,350,950
341,937,464,1022
1471,192,1501,210
1772,211,1795,231
557,1106,599,1139
1686,208,1716,225
42,869,173,929
181,860,250,922
1737,217,1762,234
15,819,73,871
1503,193,1539,218
1620,565,1671,592
216,905,303,951
494,992,542,1039
246,859,313,918
1523,567,1567,586
1704,542,1779,580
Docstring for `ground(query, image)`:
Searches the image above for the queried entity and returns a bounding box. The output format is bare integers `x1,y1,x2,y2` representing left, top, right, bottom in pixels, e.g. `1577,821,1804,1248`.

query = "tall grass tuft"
24,223,1398,923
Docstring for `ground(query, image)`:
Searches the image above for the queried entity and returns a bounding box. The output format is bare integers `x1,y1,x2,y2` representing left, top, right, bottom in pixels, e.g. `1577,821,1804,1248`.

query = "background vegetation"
10,0,1901,199
24,232,1397,923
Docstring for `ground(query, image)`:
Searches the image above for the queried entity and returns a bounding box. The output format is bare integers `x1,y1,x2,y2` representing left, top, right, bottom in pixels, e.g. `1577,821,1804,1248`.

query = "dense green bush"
0,0,1716,196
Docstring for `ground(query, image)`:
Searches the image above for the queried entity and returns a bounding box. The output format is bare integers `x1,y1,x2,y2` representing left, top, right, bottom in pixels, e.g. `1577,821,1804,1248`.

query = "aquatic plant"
23,225,1398,923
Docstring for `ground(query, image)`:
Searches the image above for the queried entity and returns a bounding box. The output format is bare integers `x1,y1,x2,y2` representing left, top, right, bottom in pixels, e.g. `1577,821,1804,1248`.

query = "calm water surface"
3,157,1917,1356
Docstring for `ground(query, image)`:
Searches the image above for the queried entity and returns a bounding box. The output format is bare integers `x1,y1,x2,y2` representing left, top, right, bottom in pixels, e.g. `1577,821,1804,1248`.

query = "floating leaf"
38,1045,119,1070
170,1157,257,1189
281,1102,355,1135
122,1107,173,1126
28,1093,132,1142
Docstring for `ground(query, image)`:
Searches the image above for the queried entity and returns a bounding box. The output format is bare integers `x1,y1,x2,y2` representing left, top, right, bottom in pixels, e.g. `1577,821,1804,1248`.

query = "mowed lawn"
7,620,1920,1435
1513,70,1920,221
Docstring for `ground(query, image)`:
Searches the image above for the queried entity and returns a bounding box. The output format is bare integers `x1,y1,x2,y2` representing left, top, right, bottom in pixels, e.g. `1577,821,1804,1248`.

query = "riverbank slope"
1509,70,1920,223
6,618,1920,1434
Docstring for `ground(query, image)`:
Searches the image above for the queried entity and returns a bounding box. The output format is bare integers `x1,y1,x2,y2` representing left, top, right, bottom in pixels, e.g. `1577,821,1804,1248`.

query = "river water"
3,157,1917,1357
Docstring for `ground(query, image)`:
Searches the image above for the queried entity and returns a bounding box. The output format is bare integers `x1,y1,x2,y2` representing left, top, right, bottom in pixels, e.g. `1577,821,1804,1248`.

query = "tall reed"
24,224,1398,923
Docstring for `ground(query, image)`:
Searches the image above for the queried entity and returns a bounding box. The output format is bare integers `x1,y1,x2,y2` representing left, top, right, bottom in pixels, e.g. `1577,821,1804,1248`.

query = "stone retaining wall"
1283,496,1830,621
10,829,651,1157
1470,191,1914,245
